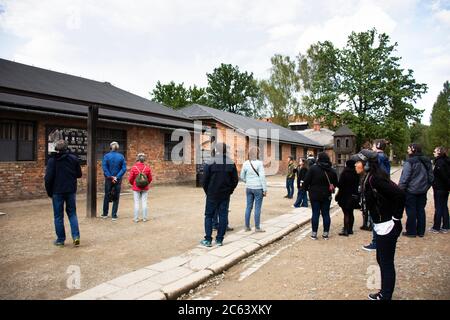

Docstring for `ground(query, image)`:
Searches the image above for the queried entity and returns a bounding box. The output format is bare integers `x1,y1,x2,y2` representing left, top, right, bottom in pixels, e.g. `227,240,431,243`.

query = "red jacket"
128,162,153,191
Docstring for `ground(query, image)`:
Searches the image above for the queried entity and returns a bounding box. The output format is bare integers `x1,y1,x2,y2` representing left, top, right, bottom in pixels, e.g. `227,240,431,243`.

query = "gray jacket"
399,155,434,194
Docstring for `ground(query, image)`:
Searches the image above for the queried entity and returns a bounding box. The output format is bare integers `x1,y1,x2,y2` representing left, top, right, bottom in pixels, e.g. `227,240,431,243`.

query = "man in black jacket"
399,143,434,237
303,152,338,240
44,140,82,247
201,143,239,247
430,146,449,233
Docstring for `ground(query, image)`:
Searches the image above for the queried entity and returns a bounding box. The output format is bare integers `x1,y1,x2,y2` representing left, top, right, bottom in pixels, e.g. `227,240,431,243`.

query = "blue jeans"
311,199,331,233
245,188,264,229
213,200,230,229
286,178,295,198
103,178,122,218
204,197,230,242
433,189,449,230
52,193,80,243
405,192,427,236
294,189,308,207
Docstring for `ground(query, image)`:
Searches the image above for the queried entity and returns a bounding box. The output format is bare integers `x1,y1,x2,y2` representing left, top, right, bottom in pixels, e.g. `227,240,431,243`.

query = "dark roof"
180,104,323,147
0,58,194,129
0,93,195,130
333,125,355,137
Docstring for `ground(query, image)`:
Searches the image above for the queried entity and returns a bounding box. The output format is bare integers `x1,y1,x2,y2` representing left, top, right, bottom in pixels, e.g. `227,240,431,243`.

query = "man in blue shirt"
102,141,127,221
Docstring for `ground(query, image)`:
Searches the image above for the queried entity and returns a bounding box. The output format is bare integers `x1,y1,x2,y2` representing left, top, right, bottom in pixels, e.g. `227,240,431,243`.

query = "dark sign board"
46,126,87,164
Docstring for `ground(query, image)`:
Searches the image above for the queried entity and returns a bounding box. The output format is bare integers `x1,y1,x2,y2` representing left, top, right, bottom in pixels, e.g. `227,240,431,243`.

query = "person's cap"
351,149,378,163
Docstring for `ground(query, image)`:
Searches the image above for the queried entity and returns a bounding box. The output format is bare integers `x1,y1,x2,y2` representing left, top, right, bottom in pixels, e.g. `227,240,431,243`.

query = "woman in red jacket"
128,153,153,222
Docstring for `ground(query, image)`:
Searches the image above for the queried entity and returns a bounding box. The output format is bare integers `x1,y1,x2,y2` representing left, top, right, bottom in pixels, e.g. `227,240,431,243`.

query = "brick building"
0,59,197,202
180,104,324,175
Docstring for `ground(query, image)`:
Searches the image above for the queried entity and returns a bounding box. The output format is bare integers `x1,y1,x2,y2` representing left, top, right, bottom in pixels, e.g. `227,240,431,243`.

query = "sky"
0,0,449,124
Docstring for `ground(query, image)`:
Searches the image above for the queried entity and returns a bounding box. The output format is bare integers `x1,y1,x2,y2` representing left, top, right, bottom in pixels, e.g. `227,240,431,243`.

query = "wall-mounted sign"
46,126,87,164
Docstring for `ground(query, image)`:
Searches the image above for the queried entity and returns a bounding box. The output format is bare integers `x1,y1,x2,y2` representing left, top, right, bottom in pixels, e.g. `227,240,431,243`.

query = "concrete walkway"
67,201,337,300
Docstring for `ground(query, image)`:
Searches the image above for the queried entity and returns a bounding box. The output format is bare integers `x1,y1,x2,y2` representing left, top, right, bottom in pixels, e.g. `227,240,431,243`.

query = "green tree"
206,63,260,116
429,81,450,149
409,122,432,156
150,81,208,109
259,55,301,127
298,41,341,129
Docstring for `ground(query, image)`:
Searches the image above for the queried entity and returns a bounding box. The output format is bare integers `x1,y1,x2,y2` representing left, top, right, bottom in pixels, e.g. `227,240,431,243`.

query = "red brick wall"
0,111,196,202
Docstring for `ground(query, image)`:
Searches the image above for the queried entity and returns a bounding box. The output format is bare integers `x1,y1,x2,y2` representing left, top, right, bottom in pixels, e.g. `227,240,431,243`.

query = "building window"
345,138,349,148
97,128,127,159
278,144,283,161
291,145,297,160
164,133,183,161
0,120,36,161
337,139,341,148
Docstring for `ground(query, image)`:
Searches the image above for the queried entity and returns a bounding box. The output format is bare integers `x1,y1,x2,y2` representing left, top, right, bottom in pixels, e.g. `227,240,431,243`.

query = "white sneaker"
101,215,108,219
112,218,118,222
143,218,148,222
133,219,139,223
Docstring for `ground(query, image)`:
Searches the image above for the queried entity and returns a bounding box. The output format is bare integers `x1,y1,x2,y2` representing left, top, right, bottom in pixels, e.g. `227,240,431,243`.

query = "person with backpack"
240,146,267,232
293,158,309,208
128,153,153,223
201,143,239,247
399,143,434,238
352,149,405,300
102,141,127,221
44,139,82,247
335,159,359,236
429,146,449,233
303,152,338,240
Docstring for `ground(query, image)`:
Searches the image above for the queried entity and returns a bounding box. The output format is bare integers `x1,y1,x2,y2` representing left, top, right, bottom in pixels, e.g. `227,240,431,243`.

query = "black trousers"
376,220,402,300
341,207,354,233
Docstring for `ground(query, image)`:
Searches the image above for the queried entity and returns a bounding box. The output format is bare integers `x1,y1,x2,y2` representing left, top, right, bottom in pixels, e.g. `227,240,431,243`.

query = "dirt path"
0,175,292,300
185,171,450,300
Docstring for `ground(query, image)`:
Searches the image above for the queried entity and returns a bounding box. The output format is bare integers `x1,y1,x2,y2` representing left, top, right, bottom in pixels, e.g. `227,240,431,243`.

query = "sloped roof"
0,58,194,129
180,104,323,147
299,128,335,148
333,125,355,137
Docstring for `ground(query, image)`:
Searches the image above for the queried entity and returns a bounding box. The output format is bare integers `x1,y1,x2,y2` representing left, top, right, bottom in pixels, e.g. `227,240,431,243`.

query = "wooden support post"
86,106,98,218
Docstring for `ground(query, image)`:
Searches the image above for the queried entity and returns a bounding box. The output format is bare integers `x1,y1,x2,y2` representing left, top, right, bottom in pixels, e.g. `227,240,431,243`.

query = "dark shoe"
418,234,424,238
200,239,212,247
348,230,354,235
284,195,289,198
402,232,416,238
360,226,371,231
339,229,349,236
215,240,223,246
368,292,384,300
362,243,376,251
440,229,449,234
73,238,80,247
310,232,318,240
54,241,64,247
429,228,440,234
226,226,234,232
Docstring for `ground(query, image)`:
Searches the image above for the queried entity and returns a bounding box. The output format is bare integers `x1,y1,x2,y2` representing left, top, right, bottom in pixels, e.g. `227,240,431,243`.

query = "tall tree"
150,81,208,109
429,81,450,149
298,41,341,129
259,54,301,127
206,63,259,116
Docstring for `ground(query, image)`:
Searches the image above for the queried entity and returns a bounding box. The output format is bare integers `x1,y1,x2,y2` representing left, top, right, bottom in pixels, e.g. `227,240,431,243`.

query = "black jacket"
336,167,360,209
296,167,308,189
363,174,405,224
433,155,450,191
303,160,338,202
44,151,82,197
202,155,239,200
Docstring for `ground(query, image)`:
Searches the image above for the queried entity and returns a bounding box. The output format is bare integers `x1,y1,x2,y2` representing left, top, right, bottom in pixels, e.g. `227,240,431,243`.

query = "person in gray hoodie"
398,143,434,237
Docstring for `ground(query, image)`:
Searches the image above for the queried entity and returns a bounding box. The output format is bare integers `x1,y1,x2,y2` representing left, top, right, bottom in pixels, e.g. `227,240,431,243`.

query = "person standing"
363,139,391,250
353,149,405,300
303,152,338,240
399,143,434,237
102,141,127,221
336,159,359,236
240,146,267,232
128,153,153,223
44,139,82,247
201,143,239,247
430,147,449,233
293,158,309,208
285,156,296,199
